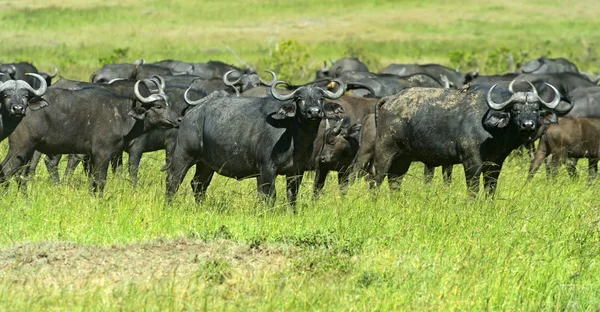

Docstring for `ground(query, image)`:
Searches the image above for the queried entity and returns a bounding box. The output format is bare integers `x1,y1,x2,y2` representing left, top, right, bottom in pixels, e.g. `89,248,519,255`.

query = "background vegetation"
1,0,600,310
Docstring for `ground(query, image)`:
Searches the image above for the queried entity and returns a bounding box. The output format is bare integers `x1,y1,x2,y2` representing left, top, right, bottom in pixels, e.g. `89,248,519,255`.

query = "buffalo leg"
127,148,143,187
44,154,62,184
442,165,453,185
89,153,111,195
588,158,598,181
286,173,303,212
529,139,548,181
0,147,36,192
28,151,42,179
337,167,351,195
256,168,276,206
423,165,434,184
190,164,214,203
483,162,503,196
166,146,196,203
373,147,396,188
462,156,483,197
111,152,123,173
565,157,579,180
64,154,83,178
313,165,329,200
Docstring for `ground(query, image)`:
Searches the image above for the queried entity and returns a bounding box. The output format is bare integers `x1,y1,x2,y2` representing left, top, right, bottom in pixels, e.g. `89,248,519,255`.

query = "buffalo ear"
271,103,296,120
347,123,362,139
323,102,344,118
28,99,48,111
483,111,510,129
541,111,558,124
128,107,148,120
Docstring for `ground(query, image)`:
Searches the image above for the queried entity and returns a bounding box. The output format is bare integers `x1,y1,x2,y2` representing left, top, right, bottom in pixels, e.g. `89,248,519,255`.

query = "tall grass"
0,0,600,310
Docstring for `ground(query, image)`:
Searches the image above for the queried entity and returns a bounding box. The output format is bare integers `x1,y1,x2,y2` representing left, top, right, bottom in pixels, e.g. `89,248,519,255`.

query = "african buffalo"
0,79,180,194
0,62,58,88
518,57,579,74
0,73,48,141
166,81,345,209
310,96,378,197
372,80,568,196
379,63,478,89
316,58,369,79
529,117,600,180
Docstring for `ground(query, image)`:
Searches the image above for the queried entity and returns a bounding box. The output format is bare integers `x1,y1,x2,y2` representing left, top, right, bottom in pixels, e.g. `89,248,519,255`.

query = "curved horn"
507,79,518,94
183,86,204,105
151,75,166,93
23,73,47,97
321,79,345,99
486,83,516,111
455,64,461,72
538,83,561,109
332,118,343,134
329,58,335,66
222,70,242,87
259,70,277,86
346,81,376,97
47,65,58,78
134,80,163,104
107,78,127,84
271,81,298,101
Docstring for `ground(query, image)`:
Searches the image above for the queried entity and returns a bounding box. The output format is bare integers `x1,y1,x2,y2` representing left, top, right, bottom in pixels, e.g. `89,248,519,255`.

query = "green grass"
1,0,600,310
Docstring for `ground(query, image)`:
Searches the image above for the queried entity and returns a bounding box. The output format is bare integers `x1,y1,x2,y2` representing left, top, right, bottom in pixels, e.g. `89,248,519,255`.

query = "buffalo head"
320,117,362,165
270,79,345,121
131,77,180,129
0,73,47,116
223,70,277,95
485,79,570,140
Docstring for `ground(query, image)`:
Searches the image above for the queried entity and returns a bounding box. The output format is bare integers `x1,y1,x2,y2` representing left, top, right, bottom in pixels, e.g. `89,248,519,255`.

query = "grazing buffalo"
518,57,579,74
529,117,600,180
311,96,378,196
0,73,48,141
0,80,180,194
166,81,345,209
372,80,568,196
379,63,478,89
316,58,369,79
0,62,57,88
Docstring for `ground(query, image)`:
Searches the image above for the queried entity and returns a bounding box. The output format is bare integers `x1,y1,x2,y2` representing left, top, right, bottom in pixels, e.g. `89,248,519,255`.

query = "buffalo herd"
0,55,598,208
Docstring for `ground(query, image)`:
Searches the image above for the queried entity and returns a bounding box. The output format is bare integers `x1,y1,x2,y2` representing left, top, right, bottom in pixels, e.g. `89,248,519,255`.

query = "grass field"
1,0,600,310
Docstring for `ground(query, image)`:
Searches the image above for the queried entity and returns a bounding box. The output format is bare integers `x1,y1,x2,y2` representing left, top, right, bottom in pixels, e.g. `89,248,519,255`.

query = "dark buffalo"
352,113,453,186
464,73,519,87
316,58,369,79
372,80,567,196
0,73,48,140
311,96,378,196
166,81,345,209
379,63,478,89
518,57,579,74
0,80,180,194
0,62,58,88
147,59,251,80
514,73,596,103
90,63,190,83
222,70,277,95
346,73,450,98
529,117,600,180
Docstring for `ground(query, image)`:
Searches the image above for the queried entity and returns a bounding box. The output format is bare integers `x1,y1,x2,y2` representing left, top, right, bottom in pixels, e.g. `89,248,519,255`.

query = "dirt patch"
0,239,292,286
